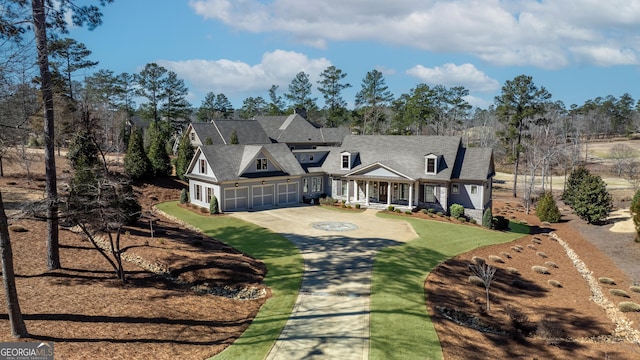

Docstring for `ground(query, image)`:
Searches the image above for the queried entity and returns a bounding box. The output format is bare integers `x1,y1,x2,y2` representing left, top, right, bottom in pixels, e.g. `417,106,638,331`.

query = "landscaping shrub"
319,197,337,205
505,267,519,275
468,275,485,287
436,211,444,217
536,251,548,258
618,302,640,312
394,208,401,213
355,203,361,209
421,209,428,214
544,261,558,268
449,203,465,219
8,225,28,232
609,289,631,298
536,191,561,223
511,245,522,252
499,251,511,259
428,208,435,214
562,166,590,207
404,210,412,215
630,286,640,293
532,266,550,274
209,195,220,214
482,207,492,228
598,277,616,285
547,280,562,288
527,244,536,250
387,205,395,212
488,255,504,263
471,256,486,266
457,216,467,222
532,237,542,244
631,189,640,242
180,189,189,204
492,216,509,230
469,219,477,224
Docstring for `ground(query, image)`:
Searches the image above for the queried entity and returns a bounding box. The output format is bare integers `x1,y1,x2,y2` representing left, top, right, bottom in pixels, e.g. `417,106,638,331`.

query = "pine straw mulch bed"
426,195,640,359
0,166,268,360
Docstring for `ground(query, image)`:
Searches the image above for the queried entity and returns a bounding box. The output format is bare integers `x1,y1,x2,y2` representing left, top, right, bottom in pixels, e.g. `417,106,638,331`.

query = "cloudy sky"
69,0,640,109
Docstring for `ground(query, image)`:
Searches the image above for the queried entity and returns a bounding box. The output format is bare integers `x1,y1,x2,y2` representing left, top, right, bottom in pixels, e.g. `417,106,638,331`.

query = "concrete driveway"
230,206,417,360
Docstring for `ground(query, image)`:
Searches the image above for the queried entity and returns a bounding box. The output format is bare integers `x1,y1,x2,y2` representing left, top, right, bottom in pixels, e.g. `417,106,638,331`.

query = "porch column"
354,181,359,202
346,180,351,204
365,181,370,206
409,183,413,207
387,182,392,206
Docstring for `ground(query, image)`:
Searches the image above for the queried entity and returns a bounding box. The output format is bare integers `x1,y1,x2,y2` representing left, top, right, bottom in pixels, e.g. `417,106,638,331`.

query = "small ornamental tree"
631,190,640,242
562,166,590,207
175,134,194,180
180,188,189,204
536,191,561,223
469,258,497,311
209,195,219,214
124,127,152,180
482,207,493,228
572,173,612,224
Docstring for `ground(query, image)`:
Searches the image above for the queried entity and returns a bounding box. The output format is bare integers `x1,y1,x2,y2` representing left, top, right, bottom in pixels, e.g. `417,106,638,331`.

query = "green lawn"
155,202,303,360
369,215,527,360
158,202,526,359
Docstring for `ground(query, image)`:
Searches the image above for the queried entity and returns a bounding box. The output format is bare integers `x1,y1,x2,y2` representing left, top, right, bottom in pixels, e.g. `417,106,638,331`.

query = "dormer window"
256,158,268,171
425,154,438,174
342,155,350,169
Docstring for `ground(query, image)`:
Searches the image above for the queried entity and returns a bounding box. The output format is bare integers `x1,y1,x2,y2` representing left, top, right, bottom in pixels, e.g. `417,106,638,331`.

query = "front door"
379,182,388,203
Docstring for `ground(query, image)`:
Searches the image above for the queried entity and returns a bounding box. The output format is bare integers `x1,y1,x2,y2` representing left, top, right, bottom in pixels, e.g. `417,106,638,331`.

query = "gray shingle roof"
255,114,348,144
191,120,271,145
321,135,492,181
195,143,305,182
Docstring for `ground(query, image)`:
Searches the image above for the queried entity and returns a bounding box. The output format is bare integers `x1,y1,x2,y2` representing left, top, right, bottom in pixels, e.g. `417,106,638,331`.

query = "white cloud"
157,49,331,98
406,63,500,93
570,45,638,66
188,0,640,68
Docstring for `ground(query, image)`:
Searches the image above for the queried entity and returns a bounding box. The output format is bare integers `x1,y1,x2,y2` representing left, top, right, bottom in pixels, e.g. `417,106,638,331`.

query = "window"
471,185,478,195
256,158,267,171
206,187,212,203
341,155,350,169
194,184,201,201
199,159,207,174
424,185,435,203
426,158,436,173
341,180,348,196
312,177,322,192
452,183,459,194
399,183,408,200
300,154,307,163
309,155,314,162
190,132,195,141
303,178,309,193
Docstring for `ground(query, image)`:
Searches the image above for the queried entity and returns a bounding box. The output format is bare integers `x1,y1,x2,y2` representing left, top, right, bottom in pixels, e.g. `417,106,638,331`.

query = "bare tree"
609,144,638,177
0,191,28,337
469,258,497,311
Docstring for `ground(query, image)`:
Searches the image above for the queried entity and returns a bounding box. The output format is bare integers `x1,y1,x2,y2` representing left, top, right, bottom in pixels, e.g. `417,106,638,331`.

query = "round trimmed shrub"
532,266,550,275
598,277,616,285
629,286,640,293
609,289,630,298
488,255,504,263
618,302,640,312
544,261,558,269
505,267,519,275
449,203,464,219
547,280,562,288
468,275,485,287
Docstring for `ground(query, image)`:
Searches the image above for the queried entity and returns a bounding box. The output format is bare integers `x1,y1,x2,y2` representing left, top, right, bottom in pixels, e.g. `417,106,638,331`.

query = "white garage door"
278,183,298,204
224,187,248,211
252,184,275,208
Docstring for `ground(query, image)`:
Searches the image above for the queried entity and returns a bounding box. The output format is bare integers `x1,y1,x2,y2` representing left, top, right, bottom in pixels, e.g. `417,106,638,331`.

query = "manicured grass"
370,216,526,360
155,202,303,360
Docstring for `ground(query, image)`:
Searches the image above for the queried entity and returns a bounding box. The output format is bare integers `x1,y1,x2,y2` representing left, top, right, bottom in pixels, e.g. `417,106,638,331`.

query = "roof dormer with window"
425,153,439,175
341,151,352,170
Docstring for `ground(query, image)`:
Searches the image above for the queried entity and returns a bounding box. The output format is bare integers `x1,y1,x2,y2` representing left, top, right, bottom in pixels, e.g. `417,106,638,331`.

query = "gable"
346,162,413,180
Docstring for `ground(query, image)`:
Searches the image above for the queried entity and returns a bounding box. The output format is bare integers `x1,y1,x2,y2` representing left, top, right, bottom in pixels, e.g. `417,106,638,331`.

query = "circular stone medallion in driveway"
312,221,359,232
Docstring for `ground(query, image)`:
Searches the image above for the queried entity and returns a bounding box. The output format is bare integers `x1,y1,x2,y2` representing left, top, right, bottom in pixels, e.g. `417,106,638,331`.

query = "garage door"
252,184,275,208
278,182,298,204
224,187,248,211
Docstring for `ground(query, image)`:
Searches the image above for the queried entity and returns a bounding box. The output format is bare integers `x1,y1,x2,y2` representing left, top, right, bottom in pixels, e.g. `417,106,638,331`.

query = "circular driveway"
230,206,417,360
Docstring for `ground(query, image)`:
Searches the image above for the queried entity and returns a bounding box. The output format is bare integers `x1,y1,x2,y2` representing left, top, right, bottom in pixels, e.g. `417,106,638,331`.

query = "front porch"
333,178,446,213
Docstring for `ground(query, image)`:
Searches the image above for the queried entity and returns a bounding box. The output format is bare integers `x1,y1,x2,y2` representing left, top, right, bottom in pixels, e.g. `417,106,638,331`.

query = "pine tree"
572,173,612,224
148,135,171,176
562,166,590,207
124,127,152,180
536,191,561,223
630,190,640,242
175,135,194,180
229,130,239,144
180,189,189,204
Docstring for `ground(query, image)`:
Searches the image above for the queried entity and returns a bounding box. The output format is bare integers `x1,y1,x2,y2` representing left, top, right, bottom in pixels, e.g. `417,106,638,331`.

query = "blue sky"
69,0,640,110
